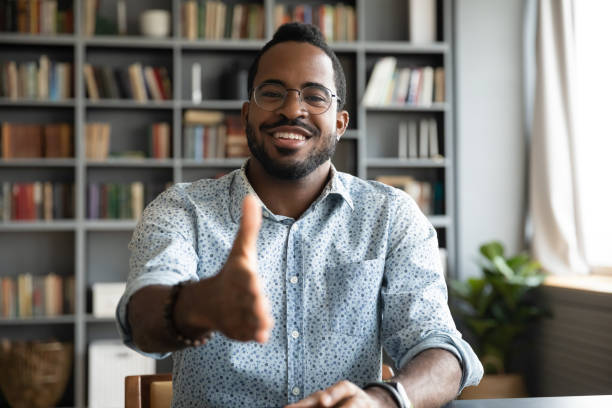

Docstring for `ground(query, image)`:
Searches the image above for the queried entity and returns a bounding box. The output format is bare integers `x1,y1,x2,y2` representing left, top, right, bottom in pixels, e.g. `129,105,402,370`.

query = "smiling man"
116,23,482,408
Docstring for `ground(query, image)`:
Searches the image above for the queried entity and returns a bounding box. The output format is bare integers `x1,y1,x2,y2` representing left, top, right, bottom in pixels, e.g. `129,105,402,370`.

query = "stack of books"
0,273,75,318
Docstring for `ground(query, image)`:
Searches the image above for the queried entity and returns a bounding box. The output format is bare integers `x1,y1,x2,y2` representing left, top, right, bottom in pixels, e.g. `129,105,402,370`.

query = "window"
574,0,612,269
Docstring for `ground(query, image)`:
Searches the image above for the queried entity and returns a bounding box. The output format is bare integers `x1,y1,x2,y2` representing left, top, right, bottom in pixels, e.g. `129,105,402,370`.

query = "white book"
420,66,434,106
398,121,408,159
88,340,155,408
192,63,202,103
408,120,418,158
92,282,126,318
419,118,429,158
428,118,439,158
409,0,437,43
363,57,397,106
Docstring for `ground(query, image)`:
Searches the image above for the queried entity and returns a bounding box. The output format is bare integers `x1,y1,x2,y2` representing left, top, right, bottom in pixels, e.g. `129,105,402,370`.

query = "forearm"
394,348,462,408
127,281,214,353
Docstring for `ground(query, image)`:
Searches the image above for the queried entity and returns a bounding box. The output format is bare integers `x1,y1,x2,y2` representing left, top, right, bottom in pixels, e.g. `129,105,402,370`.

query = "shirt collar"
229,159,354,224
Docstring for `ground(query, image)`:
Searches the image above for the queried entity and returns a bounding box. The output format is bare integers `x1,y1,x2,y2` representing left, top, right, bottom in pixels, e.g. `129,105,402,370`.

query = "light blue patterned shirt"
116,161,483,408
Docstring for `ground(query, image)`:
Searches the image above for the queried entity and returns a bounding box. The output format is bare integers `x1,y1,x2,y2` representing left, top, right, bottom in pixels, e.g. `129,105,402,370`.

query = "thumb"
231,194,262,258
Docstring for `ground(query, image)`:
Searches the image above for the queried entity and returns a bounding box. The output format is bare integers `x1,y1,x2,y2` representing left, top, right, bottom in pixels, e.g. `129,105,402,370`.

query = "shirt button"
292,386,300,396
290,276,298,284
291,330,300,339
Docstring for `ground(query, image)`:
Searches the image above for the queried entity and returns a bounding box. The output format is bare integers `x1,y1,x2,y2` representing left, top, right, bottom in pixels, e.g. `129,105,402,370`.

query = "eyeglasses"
252,82,341,115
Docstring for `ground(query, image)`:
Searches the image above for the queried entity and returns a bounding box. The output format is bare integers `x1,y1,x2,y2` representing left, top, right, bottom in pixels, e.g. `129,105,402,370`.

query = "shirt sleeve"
115,184,200,359
381,190,483,392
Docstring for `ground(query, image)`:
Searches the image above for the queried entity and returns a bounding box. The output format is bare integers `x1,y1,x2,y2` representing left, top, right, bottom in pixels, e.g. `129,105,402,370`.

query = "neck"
246,158,332,219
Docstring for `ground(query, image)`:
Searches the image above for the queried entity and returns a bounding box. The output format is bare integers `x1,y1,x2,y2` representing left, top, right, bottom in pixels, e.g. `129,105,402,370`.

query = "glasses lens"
253,83,334,114
302,85,332,113
254,83,286,111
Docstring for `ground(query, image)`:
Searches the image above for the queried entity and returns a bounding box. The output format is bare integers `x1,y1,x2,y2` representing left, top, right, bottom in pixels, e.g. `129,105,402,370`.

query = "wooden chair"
126,365,395,408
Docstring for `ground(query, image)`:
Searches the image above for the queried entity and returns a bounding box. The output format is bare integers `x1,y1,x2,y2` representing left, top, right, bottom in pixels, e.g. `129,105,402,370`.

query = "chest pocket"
324,258,385,338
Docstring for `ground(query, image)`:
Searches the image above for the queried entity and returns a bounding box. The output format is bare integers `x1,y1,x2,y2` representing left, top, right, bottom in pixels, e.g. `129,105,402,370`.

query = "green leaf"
492,255,515,280
480,241,505,261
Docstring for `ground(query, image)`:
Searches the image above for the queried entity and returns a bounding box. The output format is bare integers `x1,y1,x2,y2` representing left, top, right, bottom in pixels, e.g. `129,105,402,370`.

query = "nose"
276,89,308,118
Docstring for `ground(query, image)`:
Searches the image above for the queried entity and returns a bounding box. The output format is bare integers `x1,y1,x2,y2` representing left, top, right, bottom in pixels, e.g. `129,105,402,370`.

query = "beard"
245,120,337,180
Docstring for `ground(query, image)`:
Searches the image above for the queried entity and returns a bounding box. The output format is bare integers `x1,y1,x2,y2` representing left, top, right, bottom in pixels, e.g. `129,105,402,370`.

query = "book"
363,57,397,106
418,118,429,158
434,67,445,102
192,63,202,103
184,109,224,125
428,118,441,159
398,121,408,159
408,120,418,158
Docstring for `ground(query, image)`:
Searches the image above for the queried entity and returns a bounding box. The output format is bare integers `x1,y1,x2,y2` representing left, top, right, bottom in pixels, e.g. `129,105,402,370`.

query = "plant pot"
459,373,528,399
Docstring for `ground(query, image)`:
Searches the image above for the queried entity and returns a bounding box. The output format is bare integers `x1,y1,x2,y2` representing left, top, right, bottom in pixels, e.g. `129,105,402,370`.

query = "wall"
455,0,527,279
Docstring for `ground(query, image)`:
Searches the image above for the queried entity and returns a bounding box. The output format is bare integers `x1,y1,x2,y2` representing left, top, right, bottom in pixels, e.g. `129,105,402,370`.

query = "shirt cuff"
115,275,182,360
397,333,484,394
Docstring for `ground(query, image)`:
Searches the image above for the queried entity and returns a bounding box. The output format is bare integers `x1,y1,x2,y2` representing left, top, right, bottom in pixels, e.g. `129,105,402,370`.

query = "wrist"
166,281,213,346
364,386,399,408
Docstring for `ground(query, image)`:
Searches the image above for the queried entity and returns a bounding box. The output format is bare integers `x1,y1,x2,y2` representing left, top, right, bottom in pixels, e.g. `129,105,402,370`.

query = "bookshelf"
0,0,454,406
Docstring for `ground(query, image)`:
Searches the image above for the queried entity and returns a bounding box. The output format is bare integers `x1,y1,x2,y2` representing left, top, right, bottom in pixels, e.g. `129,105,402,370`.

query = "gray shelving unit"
0,0,455,406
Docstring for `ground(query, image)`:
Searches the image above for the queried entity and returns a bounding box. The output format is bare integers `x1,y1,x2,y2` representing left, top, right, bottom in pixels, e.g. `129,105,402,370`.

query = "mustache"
260,118,319,136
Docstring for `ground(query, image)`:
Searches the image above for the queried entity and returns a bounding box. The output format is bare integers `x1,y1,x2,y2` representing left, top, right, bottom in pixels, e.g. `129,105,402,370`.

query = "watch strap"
363,381,406,408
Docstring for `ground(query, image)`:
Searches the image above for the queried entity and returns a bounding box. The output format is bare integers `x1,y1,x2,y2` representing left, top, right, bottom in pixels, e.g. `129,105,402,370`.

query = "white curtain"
529,0,588,275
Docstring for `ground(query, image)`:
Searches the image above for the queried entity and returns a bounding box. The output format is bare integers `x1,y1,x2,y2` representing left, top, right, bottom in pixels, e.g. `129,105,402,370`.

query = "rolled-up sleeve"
381,191,483,392
115,185,199,359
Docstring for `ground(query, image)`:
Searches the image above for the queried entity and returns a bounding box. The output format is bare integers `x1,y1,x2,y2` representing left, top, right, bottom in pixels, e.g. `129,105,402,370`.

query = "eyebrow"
259,79,330,90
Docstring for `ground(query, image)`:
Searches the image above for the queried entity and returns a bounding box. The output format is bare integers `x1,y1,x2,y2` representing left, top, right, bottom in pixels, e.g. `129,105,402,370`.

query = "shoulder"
150,171,236,208
336,171,418,213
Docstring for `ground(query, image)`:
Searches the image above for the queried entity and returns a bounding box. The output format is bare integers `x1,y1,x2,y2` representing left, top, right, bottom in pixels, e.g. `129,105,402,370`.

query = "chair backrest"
125,373,172,408
125,364,394,408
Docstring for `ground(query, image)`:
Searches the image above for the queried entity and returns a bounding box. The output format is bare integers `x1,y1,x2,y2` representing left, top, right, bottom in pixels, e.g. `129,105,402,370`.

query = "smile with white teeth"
273,132,307,141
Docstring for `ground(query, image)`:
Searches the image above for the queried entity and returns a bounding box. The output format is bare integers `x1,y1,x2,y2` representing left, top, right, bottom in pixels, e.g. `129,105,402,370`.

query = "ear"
335,110,349,140
241,101,250,128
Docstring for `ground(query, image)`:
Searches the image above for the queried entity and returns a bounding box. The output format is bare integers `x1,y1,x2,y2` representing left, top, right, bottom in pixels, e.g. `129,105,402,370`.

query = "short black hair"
247,22,346,110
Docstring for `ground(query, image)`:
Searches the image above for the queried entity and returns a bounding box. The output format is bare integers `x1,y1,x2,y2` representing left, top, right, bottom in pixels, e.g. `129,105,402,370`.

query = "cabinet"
0,0,454,406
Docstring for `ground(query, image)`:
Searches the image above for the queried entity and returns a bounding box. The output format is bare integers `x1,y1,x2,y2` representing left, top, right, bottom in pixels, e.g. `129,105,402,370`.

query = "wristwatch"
363,380,413,408
385,381,412,408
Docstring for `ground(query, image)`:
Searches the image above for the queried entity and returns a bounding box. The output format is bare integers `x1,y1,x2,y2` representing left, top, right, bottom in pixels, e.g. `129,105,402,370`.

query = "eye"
260,91,283,98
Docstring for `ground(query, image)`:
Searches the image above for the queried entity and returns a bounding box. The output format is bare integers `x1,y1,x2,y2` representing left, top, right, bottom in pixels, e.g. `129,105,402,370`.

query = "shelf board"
366,157,447,168
0,33,75,45
182,158,246,168
182,99,245,110
363,41,449,54
0,97,75,107
85,315,116,323
428,215,451,228
0,315,75,325
329,41,360,52
85,99,174,109
342,129,359,140
86,158,174,168
0,220,77,231
0,158,76,167
84,35,174,48
85,220,137,231
179,38,266,50
365,103,447,112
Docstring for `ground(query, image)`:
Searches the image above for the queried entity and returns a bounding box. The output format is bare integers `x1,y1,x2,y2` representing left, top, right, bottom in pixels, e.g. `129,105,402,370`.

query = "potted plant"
450,241,548,399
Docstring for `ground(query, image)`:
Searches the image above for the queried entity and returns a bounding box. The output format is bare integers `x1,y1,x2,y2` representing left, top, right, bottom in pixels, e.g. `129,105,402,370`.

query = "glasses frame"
251,82,342,115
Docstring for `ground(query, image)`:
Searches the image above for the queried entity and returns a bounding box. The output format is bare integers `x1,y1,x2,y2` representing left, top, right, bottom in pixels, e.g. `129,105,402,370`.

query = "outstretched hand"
202,195,274,343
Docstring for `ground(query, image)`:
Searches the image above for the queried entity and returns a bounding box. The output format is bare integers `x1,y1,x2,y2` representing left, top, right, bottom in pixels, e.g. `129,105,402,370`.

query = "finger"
284,390,326,407
231,194,262,259
318,381,360,407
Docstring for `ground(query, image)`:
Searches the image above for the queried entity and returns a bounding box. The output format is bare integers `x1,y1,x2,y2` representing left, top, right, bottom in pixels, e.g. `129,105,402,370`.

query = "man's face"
242,41,349,180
